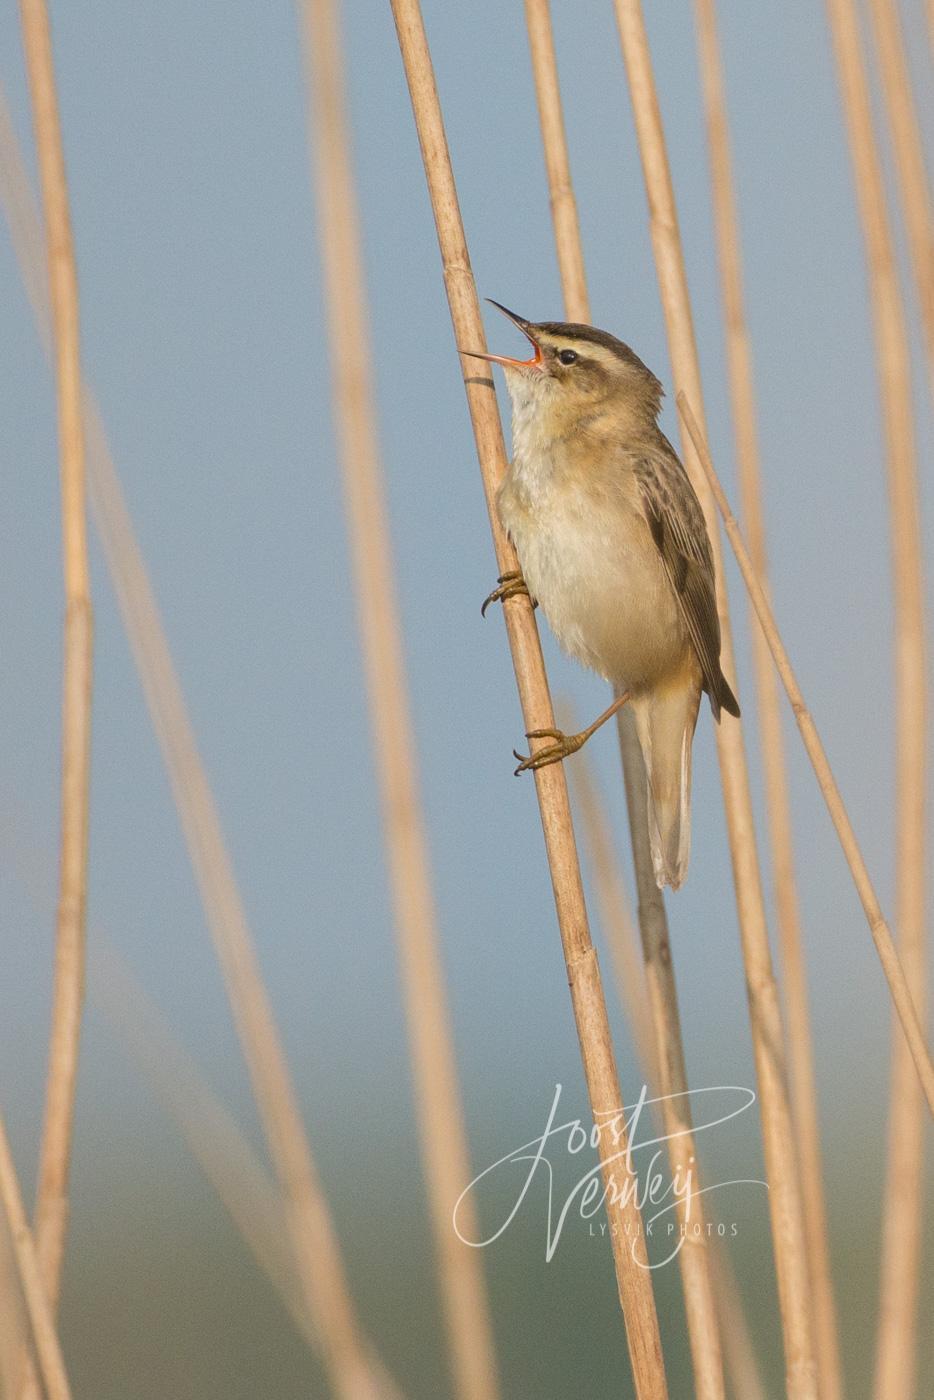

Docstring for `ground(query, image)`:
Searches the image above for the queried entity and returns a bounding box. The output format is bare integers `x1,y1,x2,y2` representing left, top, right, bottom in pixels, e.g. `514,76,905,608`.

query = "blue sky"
0,3,930,1396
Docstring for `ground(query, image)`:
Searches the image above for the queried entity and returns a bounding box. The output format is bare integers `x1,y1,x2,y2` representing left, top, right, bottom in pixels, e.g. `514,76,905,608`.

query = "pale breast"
497,452,689,692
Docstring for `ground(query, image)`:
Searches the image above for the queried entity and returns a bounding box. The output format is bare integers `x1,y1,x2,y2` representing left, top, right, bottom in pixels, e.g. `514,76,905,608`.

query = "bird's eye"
557,349,578,365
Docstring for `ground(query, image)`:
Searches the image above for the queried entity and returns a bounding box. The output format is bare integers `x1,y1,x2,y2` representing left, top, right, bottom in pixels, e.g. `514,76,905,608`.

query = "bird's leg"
481,570,536,617
513,692,631,776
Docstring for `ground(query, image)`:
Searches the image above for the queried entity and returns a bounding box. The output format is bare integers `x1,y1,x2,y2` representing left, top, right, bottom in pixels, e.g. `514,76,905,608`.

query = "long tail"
631,678,701,890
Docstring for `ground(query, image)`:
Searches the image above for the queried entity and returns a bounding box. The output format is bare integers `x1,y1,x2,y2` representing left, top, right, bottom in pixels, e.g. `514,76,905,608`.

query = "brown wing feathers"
637,448,740,721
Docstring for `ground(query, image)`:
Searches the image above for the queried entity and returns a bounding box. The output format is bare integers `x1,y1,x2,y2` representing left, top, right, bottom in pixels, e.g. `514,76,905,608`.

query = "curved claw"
513,729,585,776
481,571,533,618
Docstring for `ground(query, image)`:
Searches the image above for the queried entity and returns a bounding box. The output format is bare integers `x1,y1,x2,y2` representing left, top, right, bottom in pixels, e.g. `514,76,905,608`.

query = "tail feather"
632,680,701,890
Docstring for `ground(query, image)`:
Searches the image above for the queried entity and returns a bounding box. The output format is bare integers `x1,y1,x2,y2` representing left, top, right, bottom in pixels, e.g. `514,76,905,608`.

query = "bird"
464,301,739,890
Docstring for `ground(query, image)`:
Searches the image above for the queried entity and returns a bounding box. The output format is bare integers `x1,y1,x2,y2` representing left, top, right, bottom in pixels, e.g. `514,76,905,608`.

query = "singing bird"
466,302,739,890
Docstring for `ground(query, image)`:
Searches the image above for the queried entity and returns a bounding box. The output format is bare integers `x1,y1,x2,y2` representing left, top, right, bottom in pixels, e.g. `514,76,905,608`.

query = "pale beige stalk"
18,0,93,1326
610,4,818,1394
680,395,934,1114
690,4,843,1394
389,3,668,1395
822,3,928,1394
297,5,501,1398
0,1219,27,1399
566,745,658,1092
867,0,934,392
90,948,405,1400
523,3,723,1393
0,1116,72,1400
706,1248,768,1400
0,88,384,1400
570,732,767,1400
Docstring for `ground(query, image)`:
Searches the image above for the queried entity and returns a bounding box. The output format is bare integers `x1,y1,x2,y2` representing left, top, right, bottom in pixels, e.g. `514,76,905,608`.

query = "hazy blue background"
0,1,931,1395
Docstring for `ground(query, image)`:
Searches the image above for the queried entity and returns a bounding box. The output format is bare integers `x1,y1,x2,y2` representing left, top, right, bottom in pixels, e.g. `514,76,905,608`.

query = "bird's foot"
481,571,535,617
512,692,631,776
513,728,587,776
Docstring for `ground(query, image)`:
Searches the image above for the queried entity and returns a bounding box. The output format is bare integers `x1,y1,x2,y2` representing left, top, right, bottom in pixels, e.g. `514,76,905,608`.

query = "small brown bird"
466,302,739,890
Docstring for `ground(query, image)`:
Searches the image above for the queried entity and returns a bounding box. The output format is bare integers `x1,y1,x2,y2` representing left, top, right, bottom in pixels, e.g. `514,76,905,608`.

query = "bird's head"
461,301,663,433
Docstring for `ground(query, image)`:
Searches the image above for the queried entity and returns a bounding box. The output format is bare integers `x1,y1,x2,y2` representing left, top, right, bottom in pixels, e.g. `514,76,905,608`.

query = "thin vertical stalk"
569,740,768,1400
610,4,818,1395
690,3,843,1395
389,3,668,1395
679,393,934,1115
821,3,928,1395
18,0,93,1317
297,5,501,1399
567,749,658,1094
523,4,723,1394
0,89,386,1400
867,0,934,391
90,948,405,1400
707,1248,768,1400
0,1117,72,1400
617,711,725,1400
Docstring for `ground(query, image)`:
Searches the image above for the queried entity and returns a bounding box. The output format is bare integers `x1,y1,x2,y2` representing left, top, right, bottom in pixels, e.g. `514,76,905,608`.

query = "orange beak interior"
460,301,543,370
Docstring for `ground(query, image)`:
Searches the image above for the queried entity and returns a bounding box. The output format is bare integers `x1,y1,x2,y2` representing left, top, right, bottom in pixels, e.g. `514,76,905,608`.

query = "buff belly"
498,475,690,693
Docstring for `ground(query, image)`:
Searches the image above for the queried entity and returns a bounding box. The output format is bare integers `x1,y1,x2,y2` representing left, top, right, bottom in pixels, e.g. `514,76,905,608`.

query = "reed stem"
0,86,384,1400
866,0,934,394
822,2,928,1392
523,4,723,1392
91,946,406,1399
390,3,668,1393
0,1117,72,1400
610,4,817,1392
18,0,93,1327
690,3,843,1393
298,3,501,1396
679,393,934,1118
569,737,768,1400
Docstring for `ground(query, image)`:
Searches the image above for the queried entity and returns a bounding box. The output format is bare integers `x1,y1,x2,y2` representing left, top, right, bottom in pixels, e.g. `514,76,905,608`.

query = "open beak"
459,300,543,370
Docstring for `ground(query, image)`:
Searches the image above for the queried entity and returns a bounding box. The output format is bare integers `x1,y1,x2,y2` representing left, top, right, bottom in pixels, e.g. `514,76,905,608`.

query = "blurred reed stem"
0,1117,71,1400
679,395,934,1116
610,4,817,1393
707,1247,768,1400
566,746,658,1094
822,2,928,1394
567,735,768,1400
90,946,406,1400
523,4,723,1393
689,3,843,1395
0,87,387,1400
389,2,669,1394
866,0,934,392
17,0,93,1327
297,3,501,1398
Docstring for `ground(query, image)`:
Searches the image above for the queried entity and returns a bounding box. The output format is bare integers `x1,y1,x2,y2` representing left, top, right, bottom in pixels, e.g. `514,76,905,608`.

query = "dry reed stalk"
89,947,406,1400
0,88,384,1400
0,1115,72,1400
617,712,726,1398
18,0,93,1320
0,1217,28,1398
690,4,843,1395
570,731,768,1400
822,3,929,1394
297,4,500,1398
867,0,934,390
679,394,934,1115
707,1246,767,1400
389,3,668,1394
566,745,658,1092
523,5,723,1392
610,4,818,1394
